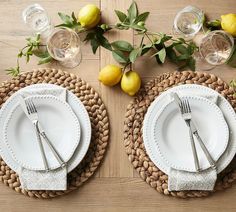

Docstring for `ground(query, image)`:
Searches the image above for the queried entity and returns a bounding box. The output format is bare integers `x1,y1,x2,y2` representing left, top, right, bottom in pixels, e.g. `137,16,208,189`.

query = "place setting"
0,69,109,198
124,71,236,198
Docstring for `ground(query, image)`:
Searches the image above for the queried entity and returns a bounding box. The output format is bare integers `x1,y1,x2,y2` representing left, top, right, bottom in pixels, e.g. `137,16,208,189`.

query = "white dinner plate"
143,84,236,175
153,95,229,172
0,84,91,173
3,95,81,171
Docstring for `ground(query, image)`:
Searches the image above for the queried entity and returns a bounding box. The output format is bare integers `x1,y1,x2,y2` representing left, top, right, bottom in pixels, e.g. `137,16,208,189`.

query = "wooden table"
0,0,236,211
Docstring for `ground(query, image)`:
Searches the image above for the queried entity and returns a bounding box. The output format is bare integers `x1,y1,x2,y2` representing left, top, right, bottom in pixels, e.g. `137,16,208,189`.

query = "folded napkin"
18,86,68,190
19,167,67,190
168,92,219,191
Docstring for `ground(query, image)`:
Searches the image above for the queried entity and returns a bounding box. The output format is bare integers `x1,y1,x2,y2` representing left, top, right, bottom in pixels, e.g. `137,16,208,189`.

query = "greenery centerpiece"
6,1,236,96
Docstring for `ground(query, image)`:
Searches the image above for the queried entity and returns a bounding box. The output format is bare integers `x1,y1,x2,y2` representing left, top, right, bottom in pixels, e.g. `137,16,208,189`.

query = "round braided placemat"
124,71,236,198
0,68,109,198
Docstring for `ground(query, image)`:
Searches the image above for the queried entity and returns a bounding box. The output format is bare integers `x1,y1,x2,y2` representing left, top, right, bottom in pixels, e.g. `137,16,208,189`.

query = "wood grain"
0,0,236,211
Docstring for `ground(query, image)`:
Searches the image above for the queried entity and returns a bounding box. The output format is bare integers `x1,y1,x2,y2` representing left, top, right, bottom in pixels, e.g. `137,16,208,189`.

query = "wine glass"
22,4,53,38
173,6,204,39
47,28,82,68
199,30,234,66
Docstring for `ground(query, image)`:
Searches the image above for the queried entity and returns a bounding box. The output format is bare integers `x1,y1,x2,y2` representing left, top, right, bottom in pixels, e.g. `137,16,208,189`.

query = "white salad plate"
0,84,91,173
143,84,236,175
3,95,81,171
153,95,229,172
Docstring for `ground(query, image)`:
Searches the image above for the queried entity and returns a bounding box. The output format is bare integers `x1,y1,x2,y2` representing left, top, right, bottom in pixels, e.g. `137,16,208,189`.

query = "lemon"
78,4,101,29
99,65,122,86
221,14,236,36
121,71,141,96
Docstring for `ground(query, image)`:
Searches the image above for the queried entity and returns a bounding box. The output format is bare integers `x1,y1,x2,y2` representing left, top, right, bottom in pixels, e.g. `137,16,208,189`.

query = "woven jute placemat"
0,68,109,198
124,71,236,198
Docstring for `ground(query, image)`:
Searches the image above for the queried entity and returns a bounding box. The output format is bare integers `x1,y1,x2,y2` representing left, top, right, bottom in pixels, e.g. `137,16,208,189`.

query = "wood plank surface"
0,0,236,211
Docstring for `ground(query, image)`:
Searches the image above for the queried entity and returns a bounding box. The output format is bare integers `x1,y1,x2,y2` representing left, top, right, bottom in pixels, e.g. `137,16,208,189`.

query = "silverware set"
20,97,66,171
173,93,216,172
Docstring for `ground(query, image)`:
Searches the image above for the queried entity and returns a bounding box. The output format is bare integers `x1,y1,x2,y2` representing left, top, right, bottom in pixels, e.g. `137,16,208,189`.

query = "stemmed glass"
173,6,204,39
199,30,234,66
47,28,82,68
22,4,53,38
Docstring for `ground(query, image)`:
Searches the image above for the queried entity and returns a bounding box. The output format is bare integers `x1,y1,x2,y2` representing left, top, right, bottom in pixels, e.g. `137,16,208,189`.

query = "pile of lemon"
99,65,141,96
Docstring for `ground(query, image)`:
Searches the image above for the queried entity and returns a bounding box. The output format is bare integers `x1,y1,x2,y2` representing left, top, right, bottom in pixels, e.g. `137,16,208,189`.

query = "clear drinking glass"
47,28,82,68
199,30,234,66
22,4,53,37
173,6,204,39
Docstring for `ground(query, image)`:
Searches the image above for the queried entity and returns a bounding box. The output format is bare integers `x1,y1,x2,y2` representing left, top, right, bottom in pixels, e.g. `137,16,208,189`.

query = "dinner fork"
180,99,200,172
25,99,66,169
25,99,49,171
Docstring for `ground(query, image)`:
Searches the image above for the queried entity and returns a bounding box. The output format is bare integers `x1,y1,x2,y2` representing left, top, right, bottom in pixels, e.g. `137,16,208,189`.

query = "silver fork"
180,99,200,172
26,99,66,169
25,99,49,171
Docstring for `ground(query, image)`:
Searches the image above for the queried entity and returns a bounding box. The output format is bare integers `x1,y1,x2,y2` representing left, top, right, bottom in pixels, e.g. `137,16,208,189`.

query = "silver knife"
190,121,216,168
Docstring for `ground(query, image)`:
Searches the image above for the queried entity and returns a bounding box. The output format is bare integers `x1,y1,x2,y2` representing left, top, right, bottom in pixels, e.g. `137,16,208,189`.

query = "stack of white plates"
0,84,91,173
143,84,236,174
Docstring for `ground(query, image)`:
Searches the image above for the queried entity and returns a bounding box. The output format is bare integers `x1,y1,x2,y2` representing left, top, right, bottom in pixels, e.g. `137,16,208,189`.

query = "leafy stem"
6,34,52,76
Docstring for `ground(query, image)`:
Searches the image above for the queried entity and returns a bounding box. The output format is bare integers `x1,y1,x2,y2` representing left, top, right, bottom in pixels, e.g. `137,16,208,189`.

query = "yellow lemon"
99,65,122,86
221,13,236,36
121,71,141,96
78,4,101,28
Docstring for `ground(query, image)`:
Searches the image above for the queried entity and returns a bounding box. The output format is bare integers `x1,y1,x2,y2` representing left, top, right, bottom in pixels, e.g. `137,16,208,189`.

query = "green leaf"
175,44,188,55
5,67,20,77
176,54,190,60
91,39,100,54
151,48,166,63
166,46,178,63
115,10,127,22
33,50,50,58
84,32,96,41
71,12,77,23
111,40,133,52
112,50,129,63
187,57,196,71
58,12,73,25
134,12,149,23
161,35,172,42
18,51,23,58
55,23,73,28
206,19,221,30
129,48,141,63
96,34,112,51
187,44,196,55
128,1,138,23
38,55,53,65
141,43,153,55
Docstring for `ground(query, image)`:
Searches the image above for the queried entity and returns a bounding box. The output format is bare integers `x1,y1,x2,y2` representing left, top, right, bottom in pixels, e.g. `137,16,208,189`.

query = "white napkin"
168,93,219,191
18,86,68,190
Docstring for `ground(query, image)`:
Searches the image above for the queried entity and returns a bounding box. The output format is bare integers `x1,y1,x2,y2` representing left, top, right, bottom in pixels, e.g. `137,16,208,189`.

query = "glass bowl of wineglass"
47,28,82,68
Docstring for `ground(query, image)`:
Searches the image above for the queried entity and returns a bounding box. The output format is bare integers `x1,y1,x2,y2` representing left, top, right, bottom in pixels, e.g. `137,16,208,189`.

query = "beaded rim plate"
143,84,236,175
0,83,91,173
3,94,81,171
152,94,229,172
